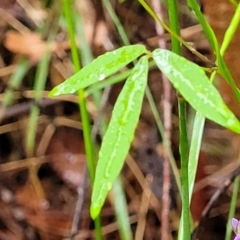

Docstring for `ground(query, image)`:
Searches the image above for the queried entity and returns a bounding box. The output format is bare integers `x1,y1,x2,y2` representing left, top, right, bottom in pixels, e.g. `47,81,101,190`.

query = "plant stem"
167,0,190,239
151,0,173,238
102,0,130,46
178,98,191,240
225,151,240,240
225,175,240,240
138,0,215,66
167,0,181,54
62,0,102,238
220,1,240,55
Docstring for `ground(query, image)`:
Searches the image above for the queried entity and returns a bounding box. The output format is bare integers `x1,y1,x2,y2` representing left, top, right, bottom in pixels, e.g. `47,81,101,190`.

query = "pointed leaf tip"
90,205,101,219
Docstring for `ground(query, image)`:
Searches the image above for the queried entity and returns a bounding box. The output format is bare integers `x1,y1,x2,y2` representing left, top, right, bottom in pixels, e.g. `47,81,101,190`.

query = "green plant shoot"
90,56,148,219
153,48,240,134
49,42,240,224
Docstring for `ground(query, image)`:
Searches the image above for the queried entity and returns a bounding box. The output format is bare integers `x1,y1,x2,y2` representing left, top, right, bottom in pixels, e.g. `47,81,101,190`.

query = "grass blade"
112,177,133,240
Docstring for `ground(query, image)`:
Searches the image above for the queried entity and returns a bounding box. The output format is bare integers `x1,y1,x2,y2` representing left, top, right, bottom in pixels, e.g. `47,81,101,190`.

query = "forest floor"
0,0,239,239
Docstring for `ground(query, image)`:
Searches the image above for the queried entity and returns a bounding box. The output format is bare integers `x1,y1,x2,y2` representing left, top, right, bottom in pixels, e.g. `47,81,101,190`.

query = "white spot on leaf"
98,73,105,81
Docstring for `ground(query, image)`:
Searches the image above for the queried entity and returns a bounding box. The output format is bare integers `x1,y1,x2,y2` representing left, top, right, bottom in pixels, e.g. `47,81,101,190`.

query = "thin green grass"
225,174,240,240
178,98,191,240
220,2,240,55
167,0,190,239
0,58,29,115
220,3,240,239
26,49,51,156
62,0,102,238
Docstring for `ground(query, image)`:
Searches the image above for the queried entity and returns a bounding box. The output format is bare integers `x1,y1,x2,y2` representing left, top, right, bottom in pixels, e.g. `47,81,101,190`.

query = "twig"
0,7,31,34
151,0,172,239
70,165,88,239
134,175,153,240
0,98,60,122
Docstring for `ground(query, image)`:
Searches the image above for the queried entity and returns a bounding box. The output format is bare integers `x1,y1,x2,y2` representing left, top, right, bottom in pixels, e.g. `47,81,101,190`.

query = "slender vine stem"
138,0,215,67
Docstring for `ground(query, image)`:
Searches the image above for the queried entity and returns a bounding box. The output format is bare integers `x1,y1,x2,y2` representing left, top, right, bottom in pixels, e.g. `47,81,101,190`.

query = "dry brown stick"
151,0,172,239
0,7,31,34
70,166,88,239
134,175,153,240
0,65,17,78
144,24,205,47
0,98,60,122
126,155,162,222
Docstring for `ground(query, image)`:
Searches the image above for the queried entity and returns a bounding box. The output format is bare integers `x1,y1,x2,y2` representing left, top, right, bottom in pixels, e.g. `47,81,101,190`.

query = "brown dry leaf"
25,210,71,237
4,30,54,63
46,127,86,188
15,182,48,212
4,31,70,63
